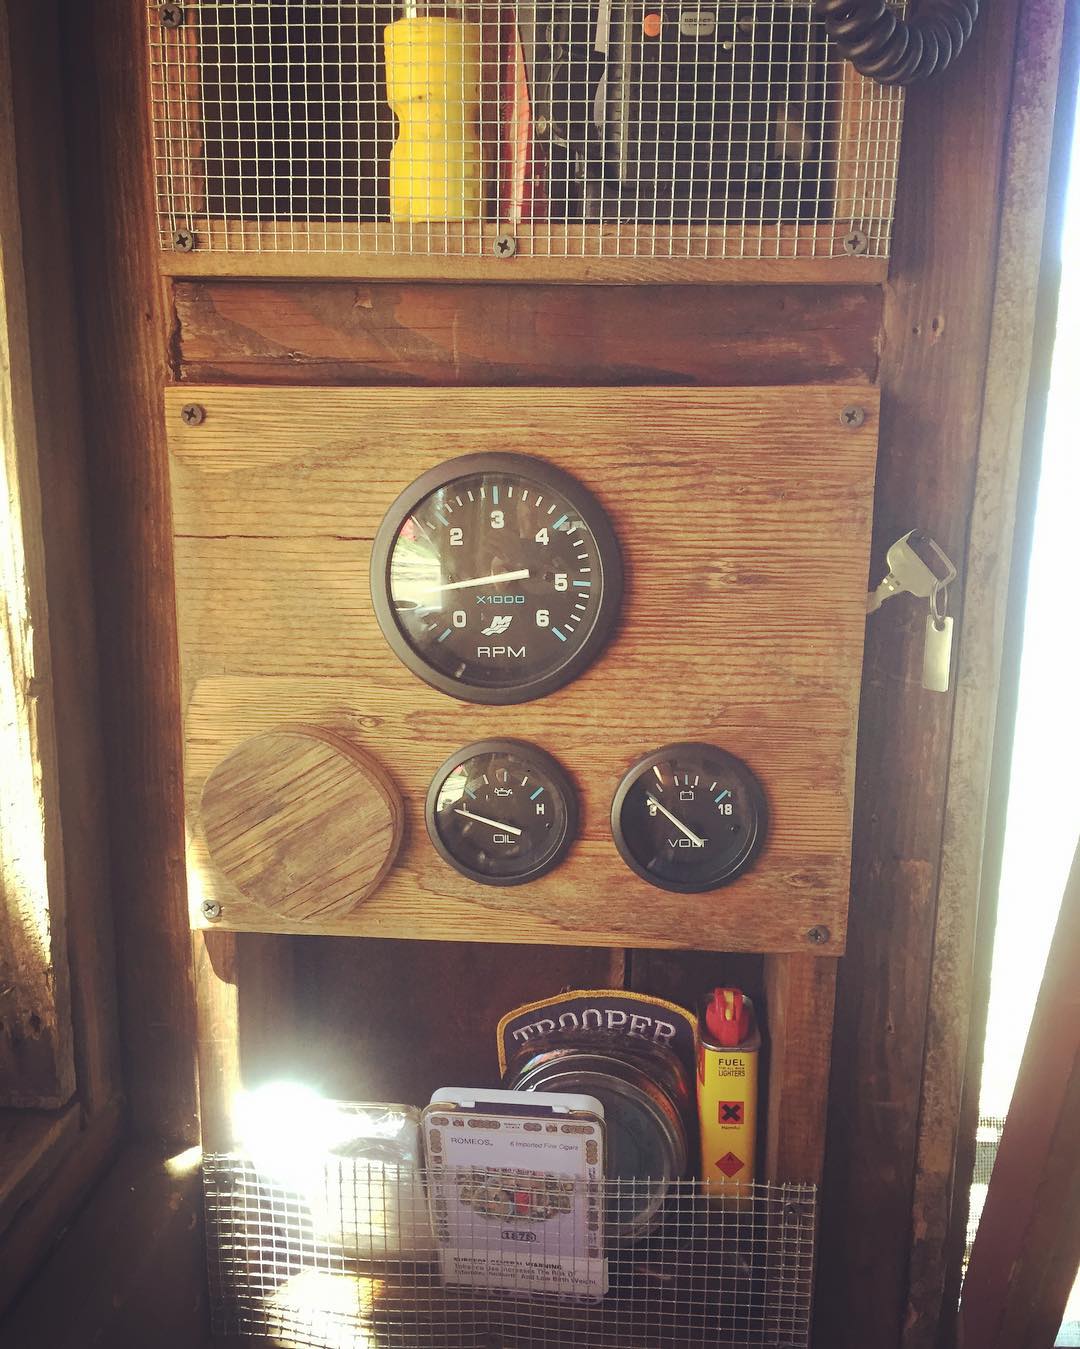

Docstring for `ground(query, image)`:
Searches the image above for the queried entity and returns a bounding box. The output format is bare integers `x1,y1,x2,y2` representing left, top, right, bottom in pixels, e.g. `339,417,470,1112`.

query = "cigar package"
423,1088,608,1298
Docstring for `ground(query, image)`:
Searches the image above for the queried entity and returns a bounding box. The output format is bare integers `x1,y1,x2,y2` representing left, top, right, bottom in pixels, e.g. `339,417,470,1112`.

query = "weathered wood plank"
0,1101,122,1314
0,2,74,1108
61,0,198,1145
903,3,1074,1343
816,2,1034,1345
185,680,852,950
194,932,623,1148
763,954,837,1186
941,8,1080,1336
0,1105,80,1235
0,1142,205,1348
0,0,124,1306
233,934,300,1092
194,930,241,1152
959,839,1080,1349
173,281,882,388
6,0,121,1119
268,937,625,1106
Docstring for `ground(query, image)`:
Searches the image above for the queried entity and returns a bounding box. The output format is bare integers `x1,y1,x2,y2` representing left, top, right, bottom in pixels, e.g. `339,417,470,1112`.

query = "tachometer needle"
647,795,706,848
419,569,531,593
454,808,522,836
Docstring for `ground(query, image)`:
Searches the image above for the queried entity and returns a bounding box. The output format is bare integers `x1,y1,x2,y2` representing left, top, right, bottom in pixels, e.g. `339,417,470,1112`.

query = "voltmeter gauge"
426,740,578,886
611,743,767,893
370,453,622,705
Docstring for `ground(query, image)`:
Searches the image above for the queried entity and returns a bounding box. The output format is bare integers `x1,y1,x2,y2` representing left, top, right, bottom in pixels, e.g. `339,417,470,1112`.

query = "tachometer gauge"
426,740,577,886
370,453,622,704
611,743,767,893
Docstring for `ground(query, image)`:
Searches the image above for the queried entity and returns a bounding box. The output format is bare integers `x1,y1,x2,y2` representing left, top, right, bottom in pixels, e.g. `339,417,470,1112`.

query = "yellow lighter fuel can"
697,988,761,1196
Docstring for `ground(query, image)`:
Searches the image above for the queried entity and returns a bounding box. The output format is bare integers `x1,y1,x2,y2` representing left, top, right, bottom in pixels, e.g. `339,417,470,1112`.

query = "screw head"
807,925,831,945
493,232,518,260
840,404,866,429
180,402,206,427
201,900,222,920
172,227,196,252
843,228,869,256
160,4,185,29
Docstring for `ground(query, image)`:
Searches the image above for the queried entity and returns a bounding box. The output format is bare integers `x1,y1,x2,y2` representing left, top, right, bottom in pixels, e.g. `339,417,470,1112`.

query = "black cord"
812,0,980,84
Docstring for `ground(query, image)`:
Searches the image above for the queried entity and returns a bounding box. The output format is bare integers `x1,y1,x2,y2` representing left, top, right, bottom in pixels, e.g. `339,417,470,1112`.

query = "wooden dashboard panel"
167,385,878,952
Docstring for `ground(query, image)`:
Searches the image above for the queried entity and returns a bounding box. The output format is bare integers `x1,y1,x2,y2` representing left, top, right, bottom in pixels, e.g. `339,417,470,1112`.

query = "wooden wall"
176,277,864,1275
35,1,1071,1346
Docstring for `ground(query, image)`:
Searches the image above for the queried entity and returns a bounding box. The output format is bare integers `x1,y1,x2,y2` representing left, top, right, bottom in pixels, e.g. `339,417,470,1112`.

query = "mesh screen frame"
204,1155,816,1347
148,0,904,266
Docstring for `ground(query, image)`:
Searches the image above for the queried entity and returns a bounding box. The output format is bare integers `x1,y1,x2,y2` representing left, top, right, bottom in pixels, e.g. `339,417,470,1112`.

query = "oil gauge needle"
647,795,706,848
454,807,522,836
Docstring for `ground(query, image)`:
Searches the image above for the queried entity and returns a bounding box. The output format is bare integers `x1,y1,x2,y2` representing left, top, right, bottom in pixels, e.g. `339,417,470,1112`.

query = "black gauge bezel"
370,452,623,705
610,742,768,894
425,738,579,887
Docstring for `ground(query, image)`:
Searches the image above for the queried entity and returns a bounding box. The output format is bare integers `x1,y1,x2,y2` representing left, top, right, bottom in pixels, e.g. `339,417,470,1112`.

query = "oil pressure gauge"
426,740,577,886
611,743,767,893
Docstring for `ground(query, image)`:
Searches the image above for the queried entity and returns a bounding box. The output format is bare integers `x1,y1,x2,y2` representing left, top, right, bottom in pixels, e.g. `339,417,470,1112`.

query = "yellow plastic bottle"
384,2,484,223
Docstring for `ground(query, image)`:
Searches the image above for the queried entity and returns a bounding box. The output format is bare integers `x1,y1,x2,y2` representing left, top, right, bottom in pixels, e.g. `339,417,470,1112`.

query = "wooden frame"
193,929,836,1196
159,221,889,286
0,0,74,1112
0,0,122,1310
958,839,1080,1348
900,3,1077,1340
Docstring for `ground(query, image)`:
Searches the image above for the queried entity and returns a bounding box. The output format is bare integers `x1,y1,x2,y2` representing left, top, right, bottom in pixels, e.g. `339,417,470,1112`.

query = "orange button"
643,11,662,36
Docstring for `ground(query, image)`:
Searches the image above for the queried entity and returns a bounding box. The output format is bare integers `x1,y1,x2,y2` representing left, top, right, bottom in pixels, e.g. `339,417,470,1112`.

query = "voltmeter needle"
646,795,706,848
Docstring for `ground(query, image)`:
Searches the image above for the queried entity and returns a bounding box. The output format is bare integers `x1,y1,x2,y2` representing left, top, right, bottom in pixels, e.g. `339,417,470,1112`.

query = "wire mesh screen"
148,1,903,265
204,1156,816,1347
962,1114,1006,1274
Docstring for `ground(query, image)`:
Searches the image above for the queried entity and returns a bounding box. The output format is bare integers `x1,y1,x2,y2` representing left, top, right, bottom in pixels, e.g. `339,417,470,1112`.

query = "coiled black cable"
812,0,980,84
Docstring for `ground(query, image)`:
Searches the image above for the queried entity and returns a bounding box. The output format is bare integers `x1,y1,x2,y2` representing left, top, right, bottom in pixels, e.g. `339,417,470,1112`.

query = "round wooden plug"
200,725,404,922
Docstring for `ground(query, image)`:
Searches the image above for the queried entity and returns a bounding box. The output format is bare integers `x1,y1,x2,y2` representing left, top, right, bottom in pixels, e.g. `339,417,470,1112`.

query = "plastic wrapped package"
307,1103,436,1259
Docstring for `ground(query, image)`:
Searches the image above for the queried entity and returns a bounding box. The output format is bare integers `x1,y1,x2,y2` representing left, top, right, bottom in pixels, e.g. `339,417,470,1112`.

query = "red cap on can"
706,988,750,1047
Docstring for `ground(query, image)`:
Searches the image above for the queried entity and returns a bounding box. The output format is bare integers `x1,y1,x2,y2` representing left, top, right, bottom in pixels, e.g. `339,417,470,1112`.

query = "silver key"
867,530,957,614
922,582,954,692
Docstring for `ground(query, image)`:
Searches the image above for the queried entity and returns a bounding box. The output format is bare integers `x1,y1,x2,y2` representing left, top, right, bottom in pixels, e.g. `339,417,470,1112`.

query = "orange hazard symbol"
715,1152,745,1177
718,1101,744,1124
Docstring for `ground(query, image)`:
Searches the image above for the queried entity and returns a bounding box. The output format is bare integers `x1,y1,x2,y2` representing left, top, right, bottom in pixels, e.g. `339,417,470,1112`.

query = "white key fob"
922,613,954,692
